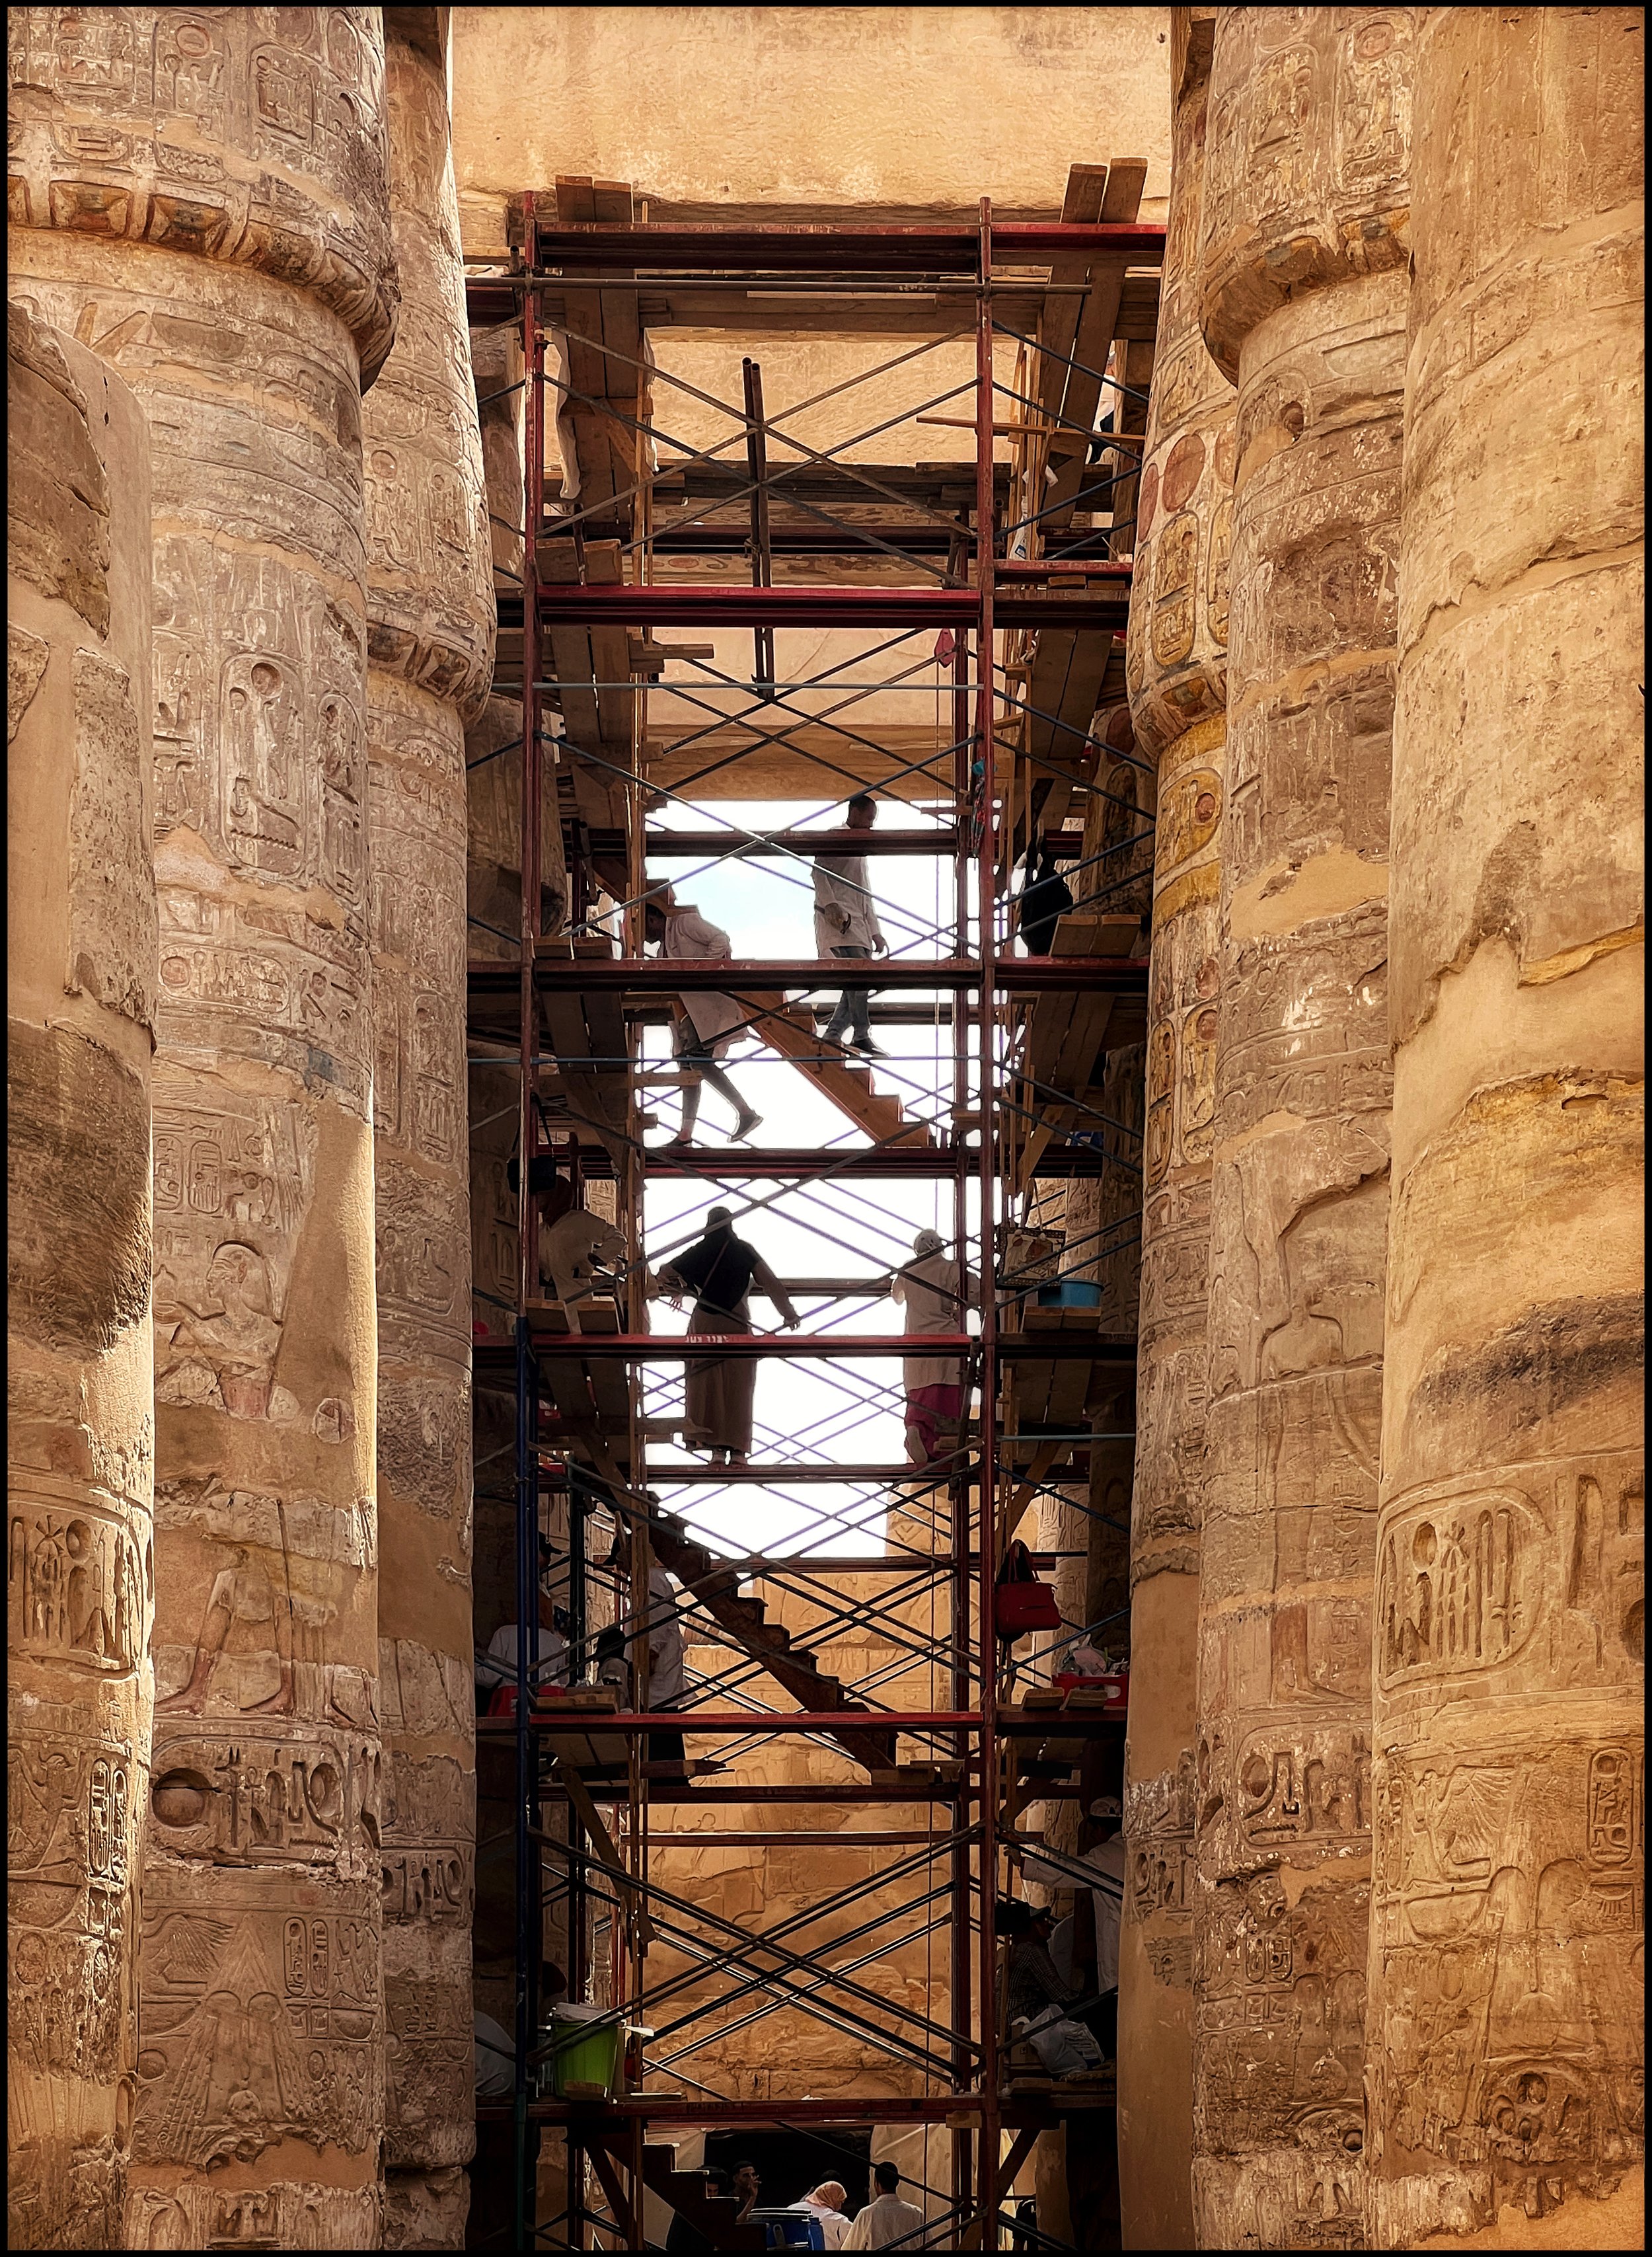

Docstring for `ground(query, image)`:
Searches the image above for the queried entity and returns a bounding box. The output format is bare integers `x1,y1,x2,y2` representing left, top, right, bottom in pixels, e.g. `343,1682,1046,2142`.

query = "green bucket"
548,2005,622,2098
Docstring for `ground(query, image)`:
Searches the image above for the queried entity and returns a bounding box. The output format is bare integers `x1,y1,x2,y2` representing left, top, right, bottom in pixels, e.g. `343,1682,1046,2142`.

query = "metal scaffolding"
463,182,1160,2251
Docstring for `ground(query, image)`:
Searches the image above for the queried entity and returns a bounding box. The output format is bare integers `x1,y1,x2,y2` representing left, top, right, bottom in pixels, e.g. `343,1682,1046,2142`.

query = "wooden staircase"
646,1505,899,1773
634,2141,766,2254
742,990,932,1148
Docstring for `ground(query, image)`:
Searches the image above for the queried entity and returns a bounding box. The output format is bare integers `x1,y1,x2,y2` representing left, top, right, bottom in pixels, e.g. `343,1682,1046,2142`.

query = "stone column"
7,303,157,2253
1116,11,1232,2244
1191,9,1411,2246
9,9,397,2244
365,17,496,2250
1369,11,1645,2248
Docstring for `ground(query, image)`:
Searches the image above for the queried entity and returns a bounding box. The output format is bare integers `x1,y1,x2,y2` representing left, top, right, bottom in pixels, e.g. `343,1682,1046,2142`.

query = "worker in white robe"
842,2162,928,2250
813,792,889,1054
647,888,761,1145
890,1229,978,1467
539,1204,627,1309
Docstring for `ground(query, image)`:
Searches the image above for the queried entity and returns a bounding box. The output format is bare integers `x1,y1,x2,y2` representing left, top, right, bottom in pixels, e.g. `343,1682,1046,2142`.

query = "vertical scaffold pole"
974,194,1002,2247
514,197,544,2252
950,613,973,2231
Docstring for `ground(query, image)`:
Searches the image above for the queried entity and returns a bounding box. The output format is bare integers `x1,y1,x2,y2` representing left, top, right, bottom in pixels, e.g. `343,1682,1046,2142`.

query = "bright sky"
636,795,983,1559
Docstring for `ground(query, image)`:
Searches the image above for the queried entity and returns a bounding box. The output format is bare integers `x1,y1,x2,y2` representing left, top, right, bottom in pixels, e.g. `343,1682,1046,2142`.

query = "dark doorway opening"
702,2126,872,2216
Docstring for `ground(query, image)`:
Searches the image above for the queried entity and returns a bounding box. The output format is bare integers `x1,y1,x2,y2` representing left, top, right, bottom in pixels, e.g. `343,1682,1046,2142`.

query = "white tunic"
475,1621,568,1691
1084,1831,1127,1993
662,906,747,1056
644,1565,687,1709
891,1255,976,1390
540,1208,626,1305
842,2192,928,2250
789,2197,852,2251
813,851,885,954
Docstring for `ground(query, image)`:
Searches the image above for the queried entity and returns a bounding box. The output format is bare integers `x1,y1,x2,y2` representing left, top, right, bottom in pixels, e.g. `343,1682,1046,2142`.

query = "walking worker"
891,1229,977,1469
657,1206,801,1468
841,2161,926,2250
647,886,763,1147
813,792,889,1055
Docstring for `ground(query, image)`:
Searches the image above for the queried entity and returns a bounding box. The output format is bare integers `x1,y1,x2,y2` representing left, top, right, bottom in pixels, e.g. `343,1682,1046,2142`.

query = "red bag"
995,1542,1062,1638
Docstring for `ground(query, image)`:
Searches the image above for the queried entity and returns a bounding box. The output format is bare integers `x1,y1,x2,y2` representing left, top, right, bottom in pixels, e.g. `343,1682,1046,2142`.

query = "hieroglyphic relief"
152,1473,377,1730
6,7,396,383
9,303,157,2252
1191,11,1412,2240
147,1721,383,1879
1370,23,1645,2231
365,28,491,2225
152,1091,321,1425
382,1753,476,2174
1200,7,1413,385
1118,31,1233,2239
129,1878,382,2170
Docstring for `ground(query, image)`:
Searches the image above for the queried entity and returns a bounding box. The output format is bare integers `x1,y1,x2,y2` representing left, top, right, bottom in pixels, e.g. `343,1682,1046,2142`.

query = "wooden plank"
1040,166,1147,532
1033,164,1110,422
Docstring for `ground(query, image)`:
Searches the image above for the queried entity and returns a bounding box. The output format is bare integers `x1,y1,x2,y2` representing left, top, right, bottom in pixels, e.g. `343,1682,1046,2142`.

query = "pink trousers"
906,1383,961,1464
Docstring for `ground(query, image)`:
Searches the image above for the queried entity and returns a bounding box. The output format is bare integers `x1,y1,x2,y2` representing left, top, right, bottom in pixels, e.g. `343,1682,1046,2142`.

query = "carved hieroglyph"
1369,11,1645,2247
8,305,157,2254
365,24,495,2242
1117,18,1232,2246
1191,11,1410,2246
9,7,397,2239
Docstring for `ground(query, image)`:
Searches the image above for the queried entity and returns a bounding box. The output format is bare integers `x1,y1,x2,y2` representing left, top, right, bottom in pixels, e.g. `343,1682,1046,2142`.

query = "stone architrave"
9,9,397,2244
1369,11,1645,2248
1117,13,1232,2246
1191,9,1411,2246
8,304,157,2254
365,20,496,2246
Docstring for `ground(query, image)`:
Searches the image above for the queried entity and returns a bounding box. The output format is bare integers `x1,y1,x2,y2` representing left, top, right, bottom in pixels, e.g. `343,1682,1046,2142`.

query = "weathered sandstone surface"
1117,13,1230,2246
8,301,157,2253
1191,8,1410,2244
10,7,398,2241
1368,9,1645,2246
366,20,495,2246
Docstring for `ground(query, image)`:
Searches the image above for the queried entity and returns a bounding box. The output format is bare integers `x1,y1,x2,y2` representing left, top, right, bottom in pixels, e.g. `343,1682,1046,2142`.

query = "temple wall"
365,21,496,2248
8,7,397,2242
449,6,1172,245
1115,12,1230,2242
1367,9,1645,2247
7,303,157,2252
1190,9,1410,2245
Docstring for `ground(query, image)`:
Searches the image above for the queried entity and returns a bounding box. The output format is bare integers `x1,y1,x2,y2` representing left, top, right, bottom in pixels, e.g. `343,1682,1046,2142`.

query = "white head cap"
913,1228,944,1258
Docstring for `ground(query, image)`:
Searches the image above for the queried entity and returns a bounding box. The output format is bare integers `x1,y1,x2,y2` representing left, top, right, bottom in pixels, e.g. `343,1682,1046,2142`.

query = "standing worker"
891,1229,977,1469
603,1535,693,1779
842,2162,926,2250
813,792,889,1055
657,1206,801,1469
648,886,763,1146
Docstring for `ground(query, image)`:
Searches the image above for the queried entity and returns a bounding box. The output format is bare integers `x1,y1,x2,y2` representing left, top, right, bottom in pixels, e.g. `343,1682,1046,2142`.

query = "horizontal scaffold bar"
483,2094,989,2128
481,1709,978,1732
629,1146,1123,1178
645,827,962,858
478,1708,1122,1734
481,954,1149,991
499,584,1129,629
523,1331,1132,1363
529,219,1166,274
